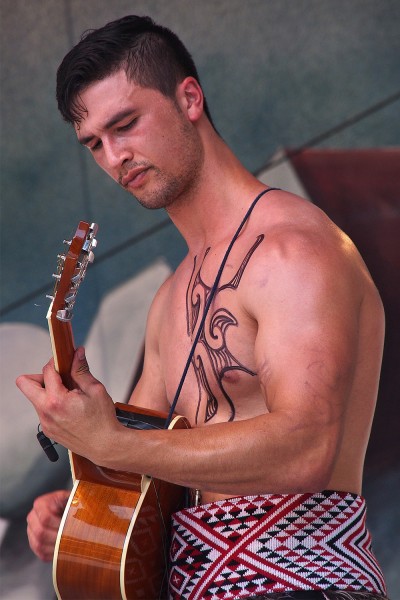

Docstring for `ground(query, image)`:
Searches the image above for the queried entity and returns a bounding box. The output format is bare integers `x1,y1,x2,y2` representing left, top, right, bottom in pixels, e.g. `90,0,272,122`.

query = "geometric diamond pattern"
169,491,386,599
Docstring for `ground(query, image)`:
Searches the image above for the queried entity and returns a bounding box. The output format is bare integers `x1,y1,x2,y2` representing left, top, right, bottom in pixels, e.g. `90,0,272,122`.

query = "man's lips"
120,167,149,188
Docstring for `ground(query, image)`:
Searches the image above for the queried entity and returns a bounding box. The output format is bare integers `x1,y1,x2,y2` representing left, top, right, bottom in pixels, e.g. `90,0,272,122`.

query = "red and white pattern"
169,491,386,600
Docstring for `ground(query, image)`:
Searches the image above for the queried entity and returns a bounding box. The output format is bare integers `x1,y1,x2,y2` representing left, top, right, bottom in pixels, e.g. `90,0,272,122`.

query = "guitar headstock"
47,221,98,323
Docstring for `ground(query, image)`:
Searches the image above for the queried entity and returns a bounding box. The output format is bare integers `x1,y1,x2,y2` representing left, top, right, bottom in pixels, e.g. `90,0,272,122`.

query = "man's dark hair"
56,15,214,125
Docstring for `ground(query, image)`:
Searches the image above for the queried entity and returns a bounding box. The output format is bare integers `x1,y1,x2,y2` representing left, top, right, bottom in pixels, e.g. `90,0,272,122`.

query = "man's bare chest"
158,237,267,426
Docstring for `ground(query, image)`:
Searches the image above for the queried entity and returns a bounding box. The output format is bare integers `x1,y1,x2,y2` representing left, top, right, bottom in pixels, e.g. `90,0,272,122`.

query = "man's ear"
176,77,204,122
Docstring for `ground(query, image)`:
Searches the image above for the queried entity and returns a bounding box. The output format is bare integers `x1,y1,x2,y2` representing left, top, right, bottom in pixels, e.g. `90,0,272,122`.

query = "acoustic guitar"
46,221,190,599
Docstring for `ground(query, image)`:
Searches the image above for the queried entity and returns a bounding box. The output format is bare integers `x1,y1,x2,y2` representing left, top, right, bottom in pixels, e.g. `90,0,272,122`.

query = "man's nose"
104,139,133,168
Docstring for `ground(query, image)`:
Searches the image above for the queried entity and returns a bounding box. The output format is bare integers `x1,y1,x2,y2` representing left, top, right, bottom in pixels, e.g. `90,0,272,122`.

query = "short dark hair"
56,15,214,125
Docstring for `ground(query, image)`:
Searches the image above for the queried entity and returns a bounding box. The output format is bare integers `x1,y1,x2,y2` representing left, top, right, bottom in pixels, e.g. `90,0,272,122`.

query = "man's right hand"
27,490,70,561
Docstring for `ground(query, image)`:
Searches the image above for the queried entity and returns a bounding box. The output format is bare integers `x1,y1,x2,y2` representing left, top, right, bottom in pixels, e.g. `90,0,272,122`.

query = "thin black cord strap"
165,187,279,427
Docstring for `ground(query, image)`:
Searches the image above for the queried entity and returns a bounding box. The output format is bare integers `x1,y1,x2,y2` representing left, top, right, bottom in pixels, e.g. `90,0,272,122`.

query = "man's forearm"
98,412,334,495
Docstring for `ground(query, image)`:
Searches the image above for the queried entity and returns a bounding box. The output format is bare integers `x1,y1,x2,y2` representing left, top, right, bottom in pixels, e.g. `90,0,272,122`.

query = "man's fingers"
70,347,102,392
27,525,56,562
16,356,60,398
51,489,71,517
15,372,45,399
16,359,64,410
27,490,70,562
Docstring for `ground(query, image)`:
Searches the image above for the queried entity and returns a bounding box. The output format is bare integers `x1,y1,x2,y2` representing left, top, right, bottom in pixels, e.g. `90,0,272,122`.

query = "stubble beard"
120,120,204,211
127,165,189,211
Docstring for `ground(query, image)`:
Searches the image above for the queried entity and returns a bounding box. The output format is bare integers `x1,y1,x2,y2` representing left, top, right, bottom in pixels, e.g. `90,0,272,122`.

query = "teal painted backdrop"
2,0,399,340
1,0,399,595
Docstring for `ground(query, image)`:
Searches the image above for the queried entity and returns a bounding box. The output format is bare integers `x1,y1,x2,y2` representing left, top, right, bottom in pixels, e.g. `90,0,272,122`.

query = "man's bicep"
252,254,358,423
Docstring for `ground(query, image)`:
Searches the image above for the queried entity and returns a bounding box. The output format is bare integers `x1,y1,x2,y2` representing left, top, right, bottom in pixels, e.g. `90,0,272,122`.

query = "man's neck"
165,135,265,255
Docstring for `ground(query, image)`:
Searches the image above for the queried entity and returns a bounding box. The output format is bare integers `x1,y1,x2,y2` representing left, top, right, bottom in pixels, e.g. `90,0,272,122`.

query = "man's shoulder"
250,189,347,263
241,188,374,303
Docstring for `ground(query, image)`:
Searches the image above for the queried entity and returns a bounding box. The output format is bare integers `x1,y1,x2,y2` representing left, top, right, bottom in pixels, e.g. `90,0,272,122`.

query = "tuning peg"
57,254,66,261
56,309,73,322
52,273,61,280
82,238,96,252
63,239,72,246
46,295,54,301
88,251,95,263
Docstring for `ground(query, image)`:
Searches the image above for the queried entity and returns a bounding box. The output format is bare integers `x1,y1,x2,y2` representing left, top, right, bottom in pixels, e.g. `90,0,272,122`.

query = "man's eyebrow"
77,109,136,146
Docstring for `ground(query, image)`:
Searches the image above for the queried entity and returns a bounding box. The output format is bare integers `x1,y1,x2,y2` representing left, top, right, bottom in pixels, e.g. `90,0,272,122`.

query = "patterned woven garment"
169,491,386,600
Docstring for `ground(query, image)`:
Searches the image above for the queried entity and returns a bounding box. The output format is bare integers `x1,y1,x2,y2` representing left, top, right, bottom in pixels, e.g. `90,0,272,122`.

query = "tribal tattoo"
186,235,264,423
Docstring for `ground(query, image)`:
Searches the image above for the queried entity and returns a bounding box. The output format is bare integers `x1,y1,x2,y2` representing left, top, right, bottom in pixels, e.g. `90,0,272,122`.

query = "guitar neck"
48,306,75,390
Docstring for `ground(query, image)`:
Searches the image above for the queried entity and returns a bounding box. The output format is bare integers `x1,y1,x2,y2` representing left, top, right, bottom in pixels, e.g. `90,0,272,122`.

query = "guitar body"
53,404,190,600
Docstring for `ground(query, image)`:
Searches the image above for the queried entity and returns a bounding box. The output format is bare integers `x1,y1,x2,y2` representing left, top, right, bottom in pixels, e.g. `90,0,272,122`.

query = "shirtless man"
16,15,387,600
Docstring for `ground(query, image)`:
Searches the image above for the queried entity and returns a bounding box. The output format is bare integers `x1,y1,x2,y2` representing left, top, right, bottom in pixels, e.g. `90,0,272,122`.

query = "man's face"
75,69,204,210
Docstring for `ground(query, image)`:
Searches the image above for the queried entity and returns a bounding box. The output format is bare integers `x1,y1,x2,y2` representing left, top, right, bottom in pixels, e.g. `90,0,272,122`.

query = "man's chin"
122,187,168,210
